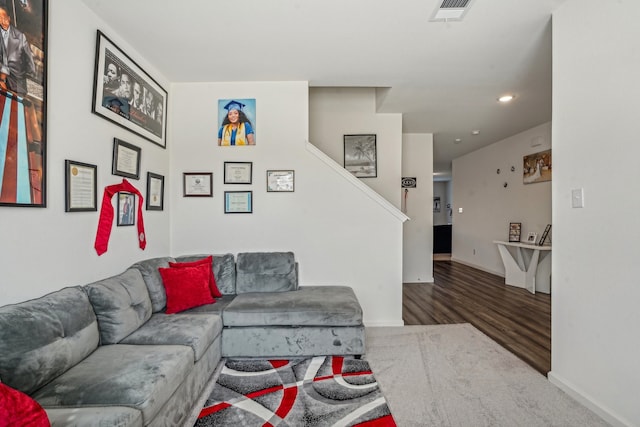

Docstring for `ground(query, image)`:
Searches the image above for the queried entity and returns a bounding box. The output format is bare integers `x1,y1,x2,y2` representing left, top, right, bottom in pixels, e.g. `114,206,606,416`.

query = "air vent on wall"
430,0,475,22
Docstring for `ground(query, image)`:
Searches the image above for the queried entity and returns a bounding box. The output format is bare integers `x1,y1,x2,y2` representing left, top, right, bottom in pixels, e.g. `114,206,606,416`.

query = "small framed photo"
508,222,522,242
225,191,252,214
65,160,97,212
526,232,538,244
183,172,213,197
117,192,135,226
112,138,141,180
224,162,253,184
538,224,552,246
267,170,294,192
344,134,377,178
146,172,164,211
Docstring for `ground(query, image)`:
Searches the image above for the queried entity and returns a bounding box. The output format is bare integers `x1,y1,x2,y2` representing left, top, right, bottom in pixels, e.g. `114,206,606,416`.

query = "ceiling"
80,0,565,178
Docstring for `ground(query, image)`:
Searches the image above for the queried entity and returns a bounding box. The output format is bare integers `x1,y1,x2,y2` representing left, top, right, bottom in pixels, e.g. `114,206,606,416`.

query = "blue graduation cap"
223,100,245,111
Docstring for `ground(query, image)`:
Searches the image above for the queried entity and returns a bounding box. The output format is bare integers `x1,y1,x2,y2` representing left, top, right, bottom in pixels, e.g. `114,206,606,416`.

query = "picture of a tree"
344,134,377,178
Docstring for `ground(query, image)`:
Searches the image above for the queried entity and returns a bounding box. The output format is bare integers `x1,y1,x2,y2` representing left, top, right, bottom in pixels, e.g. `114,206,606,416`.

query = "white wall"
451,122,552,276
309,87,402,208
550,1,640,425
0,0,171,305
402,133,433,283
169,82,405,326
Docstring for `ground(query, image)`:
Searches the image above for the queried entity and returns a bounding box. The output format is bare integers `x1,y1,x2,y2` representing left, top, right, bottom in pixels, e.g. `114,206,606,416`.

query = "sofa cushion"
130,256,175,312
0,287,99,395
45,406,142,427
0,382,50,426
169,255,222,298
235,252,298,293
159,265,215,313
175,253,236,295
85,268,153,344
223,286,363,327
121,313,222,361
183,295,236,315
32,344,193,425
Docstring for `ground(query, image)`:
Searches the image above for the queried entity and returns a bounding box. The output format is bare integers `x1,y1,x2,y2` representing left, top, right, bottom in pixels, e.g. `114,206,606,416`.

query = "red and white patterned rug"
195,356,396,426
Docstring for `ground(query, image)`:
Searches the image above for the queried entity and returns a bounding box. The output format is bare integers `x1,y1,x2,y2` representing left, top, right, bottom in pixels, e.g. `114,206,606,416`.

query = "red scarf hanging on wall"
94,179,146,256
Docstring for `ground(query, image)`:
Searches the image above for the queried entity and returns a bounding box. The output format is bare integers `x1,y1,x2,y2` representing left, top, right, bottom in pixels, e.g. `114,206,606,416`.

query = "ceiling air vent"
430,0,475,22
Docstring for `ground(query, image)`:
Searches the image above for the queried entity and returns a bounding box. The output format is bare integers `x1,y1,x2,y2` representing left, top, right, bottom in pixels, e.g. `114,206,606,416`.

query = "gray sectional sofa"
0,252,364,427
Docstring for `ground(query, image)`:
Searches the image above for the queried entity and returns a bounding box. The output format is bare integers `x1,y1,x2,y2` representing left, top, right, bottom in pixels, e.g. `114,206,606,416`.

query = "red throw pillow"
159,265,215,314
169,256,223,298
0,382,50,427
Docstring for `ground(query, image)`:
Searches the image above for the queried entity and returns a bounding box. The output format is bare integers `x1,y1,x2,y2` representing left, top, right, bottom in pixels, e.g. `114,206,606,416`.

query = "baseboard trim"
364,320,405,327
450,257,504,277
548,371,631,427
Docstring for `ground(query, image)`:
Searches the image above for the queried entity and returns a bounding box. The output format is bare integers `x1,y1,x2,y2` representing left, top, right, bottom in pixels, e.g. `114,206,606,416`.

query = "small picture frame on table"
526,232,538,244
112,138,141,180
267,170,294,192
65,160,97,212
224,191,252,214
146,172,164,211
183,172,213,197
538,224,552,246
117,192,135,226
508,222,522,242
224,162,252,184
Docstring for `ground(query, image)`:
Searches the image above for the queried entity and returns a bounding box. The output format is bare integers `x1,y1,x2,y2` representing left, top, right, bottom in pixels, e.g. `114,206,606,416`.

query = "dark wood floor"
403,260,551,375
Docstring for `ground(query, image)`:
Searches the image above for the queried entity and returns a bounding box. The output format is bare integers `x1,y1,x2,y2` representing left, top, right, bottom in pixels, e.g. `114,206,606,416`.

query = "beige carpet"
365,324,609,427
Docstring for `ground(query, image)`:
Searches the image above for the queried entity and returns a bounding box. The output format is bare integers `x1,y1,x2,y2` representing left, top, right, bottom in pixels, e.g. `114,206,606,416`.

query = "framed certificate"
112,138,141,180
224,191,252,214
224,161,252,184
146,172,164,210
267,170,294,192
65,160,97,212
183,172,213,197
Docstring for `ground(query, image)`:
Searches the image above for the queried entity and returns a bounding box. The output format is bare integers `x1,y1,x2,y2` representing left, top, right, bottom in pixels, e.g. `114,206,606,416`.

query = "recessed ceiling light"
498,94,515,103
454,138,462,144
471,130,480,135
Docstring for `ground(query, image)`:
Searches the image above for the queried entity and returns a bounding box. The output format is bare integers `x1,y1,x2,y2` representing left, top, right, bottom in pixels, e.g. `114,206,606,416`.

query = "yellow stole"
220,123,247,146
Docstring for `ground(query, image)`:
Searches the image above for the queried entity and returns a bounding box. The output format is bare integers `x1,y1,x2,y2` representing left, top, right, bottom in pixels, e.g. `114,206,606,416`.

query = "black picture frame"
224,161,253,184
538,224,552,246
509,222,522,242
0,0,48,207
146,172,164,211
64,160,97,212
183,172,213,197
91,30,167,148
344,134,377,178
116,192,135,226
112,138,141,180
266,170,294,192
224,191,252,214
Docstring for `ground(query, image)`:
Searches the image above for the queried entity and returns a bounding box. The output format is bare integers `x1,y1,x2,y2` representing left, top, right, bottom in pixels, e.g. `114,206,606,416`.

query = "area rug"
195,356,396,426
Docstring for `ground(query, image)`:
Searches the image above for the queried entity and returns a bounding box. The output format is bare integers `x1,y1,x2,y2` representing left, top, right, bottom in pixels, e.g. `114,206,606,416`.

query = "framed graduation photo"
218,98,256,146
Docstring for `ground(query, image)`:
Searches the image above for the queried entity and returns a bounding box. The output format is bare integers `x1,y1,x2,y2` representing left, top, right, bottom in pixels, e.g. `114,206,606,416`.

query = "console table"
493,241,551,294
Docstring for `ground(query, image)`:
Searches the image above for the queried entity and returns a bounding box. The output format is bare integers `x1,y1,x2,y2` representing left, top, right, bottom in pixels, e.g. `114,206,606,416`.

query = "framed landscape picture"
344,134,377,178
92,30,167,148
0,0,48,207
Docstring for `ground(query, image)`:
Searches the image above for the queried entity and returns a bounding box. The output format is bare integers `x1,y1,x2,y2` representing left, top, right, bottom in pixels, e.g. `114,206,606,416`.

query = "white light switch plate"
571,188,584,208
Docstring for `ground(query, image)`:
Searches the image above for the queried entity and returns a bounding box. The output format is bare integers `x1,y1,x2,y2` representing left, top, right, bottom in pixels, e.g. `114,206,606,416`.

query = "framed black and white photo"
92,30,167,148
344,134,377,178
117,192,135,226
146,172,164,211
183,172,213,197
65,160,97,212
0,0,48,207
112,138,141,180
224,191,252,213
267,170,294,192
224,161,252,184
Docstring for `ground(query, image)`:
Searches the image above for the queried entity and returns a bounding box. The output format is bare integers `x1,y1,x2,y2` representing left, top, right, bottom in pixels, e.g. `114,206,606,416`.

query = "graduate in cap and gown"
218,100,255,146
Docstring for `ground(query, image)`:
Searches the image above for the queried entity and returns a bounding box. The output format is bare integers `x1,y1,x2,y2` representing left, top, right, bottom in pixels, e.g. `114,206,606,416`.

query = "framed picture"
64,160,97,212
538,224,552,246
0,0,48,207
433,197,441,212
224,162,252,184
92,30,167,148
526,232,538,244
112,138,141,180
146,172,164,211
344,134,377,178
267,170,294,192
523,149,552,184
117,192,135,226
183,172,212,197
217,98,256,146
508,222,522,242
224,191,252,214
